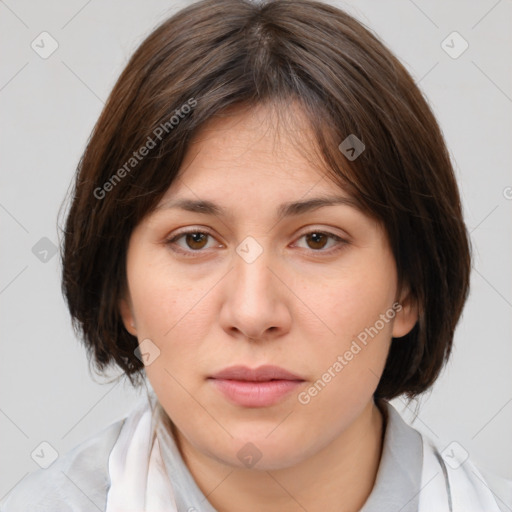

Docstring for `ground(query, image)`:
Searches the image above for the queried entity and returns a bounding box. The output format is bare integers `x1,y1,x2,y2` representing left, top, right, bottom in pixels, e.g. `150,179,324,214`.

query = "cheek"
132,282,213,360
127,255,219,385
296,250,397,393
127,247,207,338
301,250,398,344
297,286,394,432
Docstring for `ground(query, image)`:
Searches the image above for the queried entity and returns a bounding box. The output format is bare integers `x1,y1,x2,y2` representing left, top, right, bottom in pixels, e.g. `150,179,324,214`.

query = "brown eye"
166,228,348,259
294,230,347,254
305,232,329,250
183,232,209,250
165,230,218,257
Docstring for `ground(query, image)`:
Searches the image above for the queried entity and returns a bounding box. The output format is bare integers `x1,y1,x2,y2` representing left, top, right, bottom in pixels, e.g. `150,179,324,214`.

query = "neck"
173,399,385,512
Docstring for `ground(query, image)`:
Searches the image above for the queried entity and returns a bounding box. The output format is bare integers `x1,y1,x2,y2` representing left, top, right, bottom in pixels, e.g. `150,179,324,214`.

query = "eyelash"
164,228,349,258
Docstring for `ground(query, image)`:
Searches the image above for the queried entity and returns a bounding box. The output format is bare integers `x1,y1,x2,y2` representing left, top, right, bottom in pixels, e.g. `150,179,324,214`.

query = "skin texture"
119,103,418,512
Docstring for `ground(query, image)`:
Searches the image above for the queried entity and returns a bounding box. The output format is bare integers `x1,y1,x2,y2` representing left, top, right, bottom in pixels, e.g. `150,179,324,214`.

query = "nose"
218,242,292,342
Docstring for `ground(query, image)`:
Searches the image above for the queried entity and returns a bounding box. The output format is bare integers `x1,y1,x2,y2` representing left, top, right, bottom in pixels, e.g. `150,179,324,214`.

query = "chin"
203,430,315,471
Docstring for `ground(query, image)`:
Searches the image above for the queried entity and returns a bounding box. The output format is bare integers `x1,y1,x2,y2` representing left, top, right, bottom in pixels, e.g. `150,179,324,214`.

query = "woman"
2,0,510,511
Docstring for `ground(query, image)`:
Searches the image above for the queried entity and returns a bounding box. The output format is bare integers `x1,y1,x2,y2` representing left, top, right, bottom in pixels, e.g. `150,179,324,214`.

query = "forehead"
158,102,354,207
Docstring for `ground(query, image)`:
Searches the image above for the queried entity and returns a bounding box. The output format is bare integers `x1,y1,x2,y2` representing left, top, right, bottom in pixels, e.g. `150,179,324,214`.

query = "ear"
392,285,419,338
119,295,138,337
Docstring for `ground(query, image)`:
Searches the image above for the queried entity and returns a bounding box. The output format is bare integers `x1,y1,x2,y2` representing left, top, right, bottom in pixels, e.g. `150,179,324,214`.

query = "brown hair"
60,0,471,400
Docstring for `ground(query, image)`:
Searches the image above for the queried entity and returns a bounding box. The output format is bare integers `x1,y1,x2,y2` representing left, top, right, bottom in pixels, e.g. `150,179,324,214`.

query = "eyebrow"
156,195,362,219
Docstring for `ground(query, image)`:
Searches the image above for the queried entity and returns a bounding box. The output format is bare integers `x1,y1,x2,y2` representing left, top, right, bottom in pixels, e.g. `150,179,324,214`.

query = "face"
119,103,417,471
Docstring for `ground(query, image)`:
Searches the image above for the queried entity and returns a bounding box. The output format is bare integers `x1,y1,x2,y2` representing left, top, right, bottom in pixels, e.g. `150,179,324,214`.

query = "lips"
208,364,304,382
208,365,305,407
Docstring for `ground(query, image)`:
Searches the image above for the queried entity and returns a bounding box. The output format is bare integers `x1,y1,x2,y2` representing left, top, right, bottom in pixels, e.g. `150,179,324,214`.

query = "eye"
293,230,348,255
164,228,349,258
165,229,220,256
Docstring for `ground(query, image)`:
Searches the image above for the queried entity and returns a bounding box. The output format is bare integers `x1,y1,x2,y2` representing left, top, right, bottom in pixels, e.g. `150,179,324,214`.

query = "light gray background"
1,0,511,501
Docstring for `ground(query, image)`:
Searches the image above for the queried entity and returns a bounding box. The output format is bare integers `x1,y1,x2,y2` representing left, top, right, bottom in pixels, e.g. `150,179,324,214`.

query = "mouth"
207,365,305,407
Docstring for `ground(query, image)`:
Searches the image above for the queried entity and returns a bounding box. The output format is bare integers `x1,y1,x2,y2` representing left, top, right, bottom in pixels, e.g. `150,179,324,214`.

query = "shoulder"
0,418,125,512
477,465,512,512
380,400,512,511
419,428,512,512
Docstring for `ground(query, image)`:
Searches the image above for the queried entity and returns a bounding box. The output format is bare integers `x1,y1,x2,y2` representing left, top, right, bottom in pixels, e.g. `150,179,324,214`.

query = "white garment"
104,397,511,512
105,398,177,511
418,434,510,512
2,395,510,511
